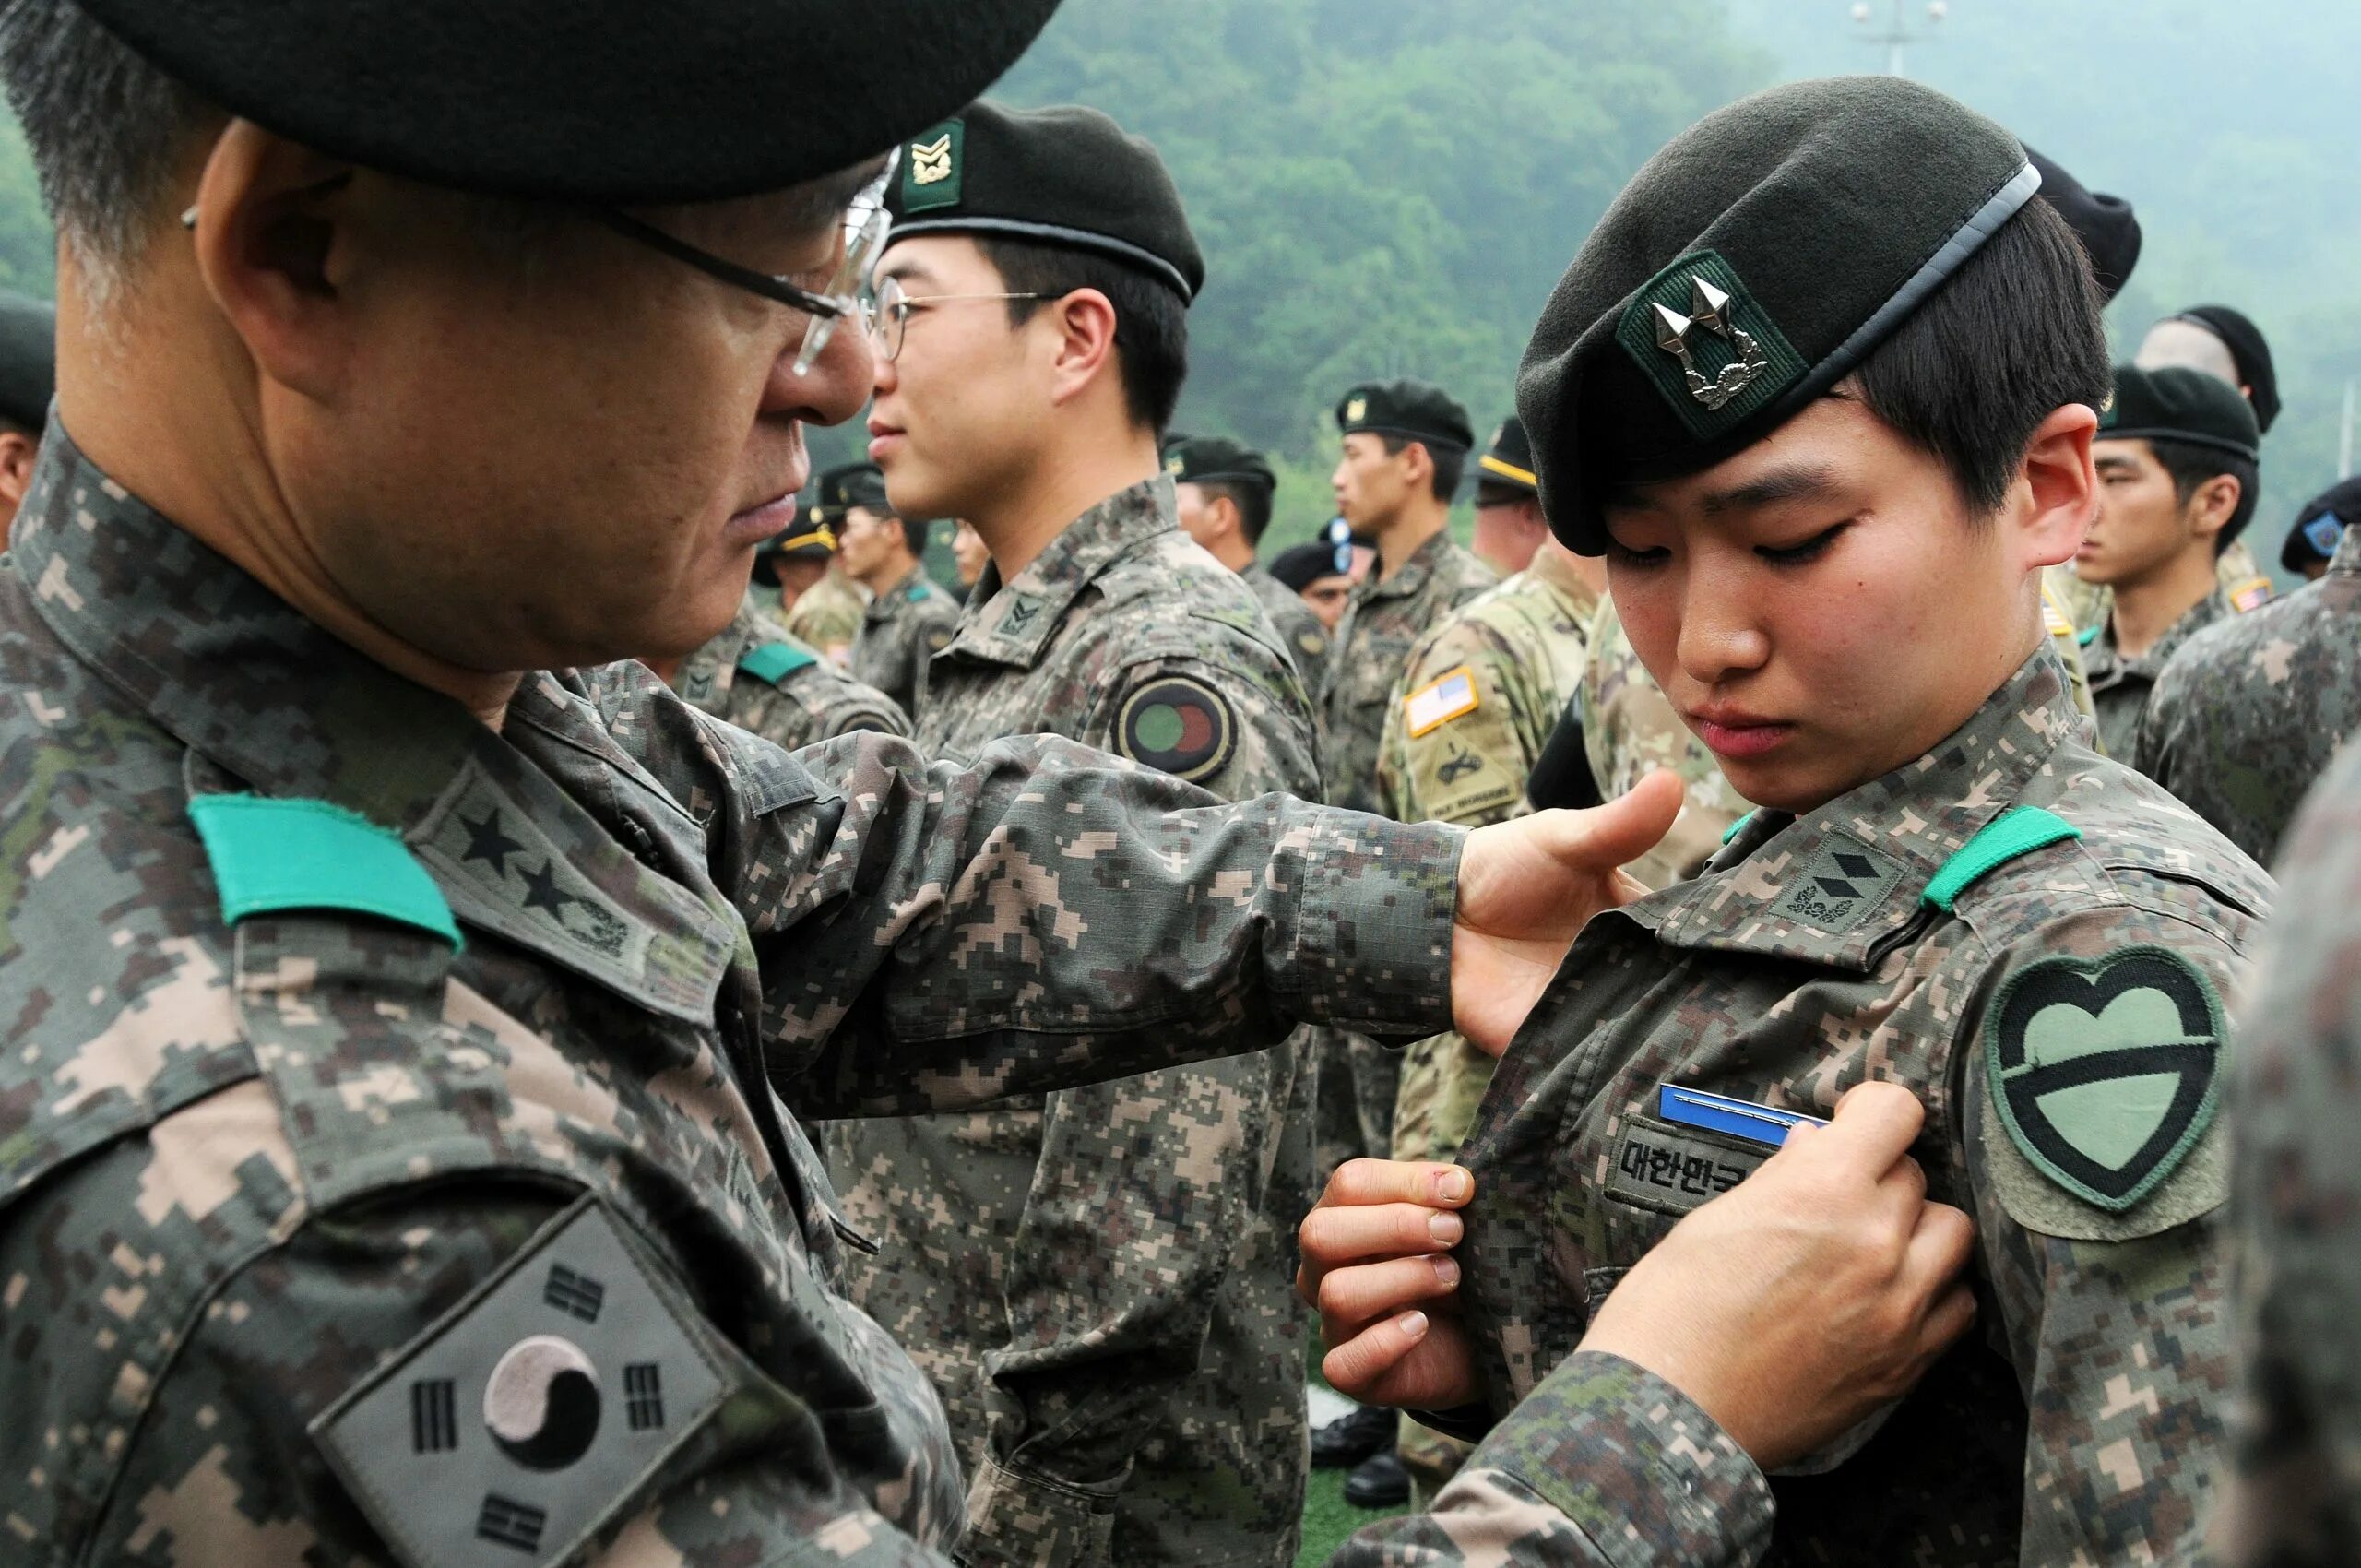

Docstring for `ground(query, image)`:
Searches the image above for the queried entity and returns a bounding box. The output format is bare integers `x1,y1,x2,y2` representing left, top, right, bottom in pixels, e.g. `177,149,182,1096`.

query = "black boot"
1344,1450,1411,1508
1310,1403,1394,1468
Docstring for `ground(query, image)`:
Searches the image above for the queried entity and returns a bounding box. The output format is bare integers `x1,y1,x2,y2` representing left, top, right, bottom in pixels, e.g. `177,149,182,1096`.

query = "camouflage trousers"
1387,1027,1498,1492
1313,1027,1401,1184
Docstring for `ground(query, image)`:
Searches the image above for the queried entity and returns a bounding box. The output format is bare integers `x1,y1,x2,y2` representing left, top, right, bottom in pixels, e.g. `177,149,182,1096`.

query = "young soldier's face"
2078,439,2217,588
1604,393,2082,814
1331,434,1416,529
834,505,901,582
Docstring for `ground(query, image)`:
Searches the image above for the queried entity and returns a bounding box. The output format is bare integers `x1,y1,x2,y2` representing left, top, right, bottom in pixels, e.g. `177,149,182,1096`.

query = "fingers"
1916,1282,1980,1358
1322,1308,1434,1396
1902,1198,1977,1292
1792,1079,1927,1179
1321,1158,1476,1211
1299,1202,1465,1272
1536,770,1684,873
1315,1253,1462,1325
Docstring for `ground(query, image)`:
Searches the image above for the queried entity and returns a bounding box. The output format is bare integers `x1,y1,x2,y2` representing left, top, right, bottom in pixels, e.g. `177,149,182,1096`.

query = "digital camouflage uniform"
847,564,961,721
2084,586,2239,763
2047,539,2274,637
1315,529,1497,1178
783,564,868,665
1576,597,1750,891
676,589,910,748
1374,545,1600,1499
1455,650,2272,1565
2134,522,2361,867
1242,560,1332,688
0,434,1473,1568
824,476,1325,1568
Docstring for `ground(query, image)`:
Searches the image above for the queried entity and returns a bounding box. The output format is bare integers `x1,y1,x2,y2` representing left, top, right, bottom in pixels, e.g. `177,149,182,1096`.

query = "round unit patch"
1116,676,1238,783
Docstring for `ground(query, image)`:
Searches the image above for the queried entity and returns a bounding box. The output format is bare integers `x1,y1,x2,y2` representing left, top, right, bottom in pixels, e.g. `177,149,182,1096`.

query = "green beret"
2099,364,2260,463
810,461,893,525
884,101,1203,302
1335,378,1474,452
1517,77,2040,552
0,292,53,433
1475,415,1537,494
1162,434,1275,493
77,0,1058,202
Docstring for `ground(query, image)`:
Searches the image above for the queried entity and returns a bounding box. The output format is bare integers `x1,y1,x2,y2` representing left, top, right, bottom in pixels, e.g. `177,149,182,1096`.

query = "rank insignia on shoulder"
2227,576,2275,613
1116,674,1238,784
1657,1084,1826,1149
312,1196,730,1568
1768,831,1904,934
1403,666,1479,737
1985,945,2226,1212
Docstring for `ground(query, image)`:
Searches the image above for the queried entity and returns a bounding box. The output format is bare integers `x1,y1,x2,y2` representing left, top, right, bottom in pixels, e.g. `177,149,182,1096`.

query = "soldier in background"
2276,475,2359,584
1165,432,1331,685
837,459,960,718
949,515,991,595
782,462,873,662
0,291,52,536
1271,536,1355,630
655,589,908,748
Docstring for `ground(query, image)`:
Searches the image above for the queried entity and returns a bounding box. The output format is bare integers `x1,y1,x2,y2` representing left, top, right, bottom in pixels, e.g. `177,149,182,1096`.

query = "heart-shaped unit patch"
1985,944,2226,1212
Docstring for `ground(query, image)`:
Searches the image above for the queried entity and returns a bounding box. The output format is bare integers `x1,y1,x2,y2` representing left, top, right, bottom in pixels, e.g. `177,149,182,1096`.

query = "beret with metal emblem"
808,461,893,526
1517,76,2044,554
2098,364,2261,464
1475,415,1538,495
0,291,54,433
2284,475,2361,575
1162,434,1275,493
1335,378,1474,453
73,0,1062,203
884,101,1204,303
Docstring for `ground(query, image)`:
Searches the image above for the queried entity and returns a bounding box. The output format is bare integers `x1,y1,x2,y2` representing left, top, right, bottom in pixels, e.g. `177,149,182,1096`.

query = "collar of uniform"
13,429,738,1023
861,564,928,624
674,591,773,708
1523,545,1601,625
2331,522,2361,578
2089,588,2229,684
947,474,1176,668
1354,527,1454,606
1644,649,2081,969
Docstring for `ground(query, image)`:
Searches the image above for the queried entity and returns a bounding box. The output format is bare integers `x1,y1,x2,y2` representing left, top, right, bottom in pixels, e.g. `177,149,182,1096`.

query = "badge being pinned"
1116,675,1238,784
1404,666,1479,738
1985,945,2225,1212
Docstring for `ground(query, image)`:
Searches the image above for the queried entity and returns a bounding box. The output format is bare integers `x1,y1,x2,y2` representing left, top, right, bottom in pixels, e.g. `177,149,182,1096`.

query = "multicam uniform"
0,436,1468,1567
1455,650,2270,1565
2047,539,2275,638
676,590,910,747
2135,522,2361,866
847,564,961,720
782,564,868,665
825,477,1324,1568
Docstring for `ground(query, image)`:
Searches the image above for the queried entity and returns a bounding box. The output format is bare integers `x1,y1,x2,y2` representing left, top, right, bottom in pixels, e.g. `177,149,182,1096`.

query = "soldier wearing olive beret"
1164,432,1332,683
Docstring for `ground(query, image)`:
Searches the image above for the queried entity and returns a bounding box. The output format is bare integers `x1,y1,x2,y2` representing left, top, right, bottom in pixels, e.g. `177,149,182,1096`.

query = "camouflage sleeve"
2212,747,2361,1565
17,1116,961,1567
747,727,1457,1117
2129,661,2186,786
1329,1353,1774,1568
1959,901,2249,1565
1381,618,1547,831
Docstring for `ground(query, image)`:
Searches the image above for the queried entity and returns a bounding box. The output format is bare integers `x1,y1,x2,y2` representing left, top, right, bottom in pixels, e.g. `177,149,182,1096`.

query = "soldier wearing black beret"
1164,432,1332,682
780,459,884,661
0,290,53,534
2282,474,2361,581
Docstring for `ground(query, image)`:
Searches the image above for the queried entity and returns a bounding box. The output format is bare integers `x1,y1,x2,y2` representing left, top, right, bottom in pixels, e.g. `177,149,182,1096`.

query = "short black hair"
1193,477,1272,545
1849,196,2112,520
896,513,929,556
2147,438,2260,556
1379,433,1465,503
978,236,1189,437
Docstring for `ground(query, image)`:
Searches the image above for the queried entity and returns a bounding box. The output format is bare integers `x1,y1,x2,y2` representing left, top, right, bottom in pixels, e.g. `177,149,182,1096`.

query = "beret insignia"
1116,675,1237,784
1345,396,1368,423
903,122,962,212
1617,251,1807,436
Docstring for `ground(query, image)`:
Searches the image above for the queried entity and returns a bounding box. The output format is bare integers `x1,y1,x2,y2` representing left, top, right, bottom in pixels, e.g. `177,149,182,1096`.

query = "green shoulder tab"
1720,811,1756,846
189,794,461,950
1923,806,2082,912
2077,624,2100,647
736,641,816,686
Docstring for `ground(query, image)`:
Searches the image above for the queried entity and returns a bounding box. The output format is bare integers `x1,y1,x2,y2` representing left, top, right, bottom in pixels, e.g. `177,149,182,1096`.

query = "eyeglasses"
867,273,1047,364
588,148,899,377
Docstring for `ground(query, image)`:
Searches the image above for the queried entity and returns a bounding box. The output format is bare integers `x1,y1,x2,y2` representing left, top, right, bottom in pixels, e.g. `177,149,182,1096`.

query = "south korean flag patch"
312,1195,730,1568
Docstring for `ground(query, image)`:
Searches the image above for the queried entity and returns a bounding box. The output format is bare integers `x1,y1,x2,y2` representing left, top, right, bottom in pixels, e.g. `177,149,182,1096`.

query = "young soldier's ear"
2187,472,2242,540
1044,288,1119,408
2011,403,2100,571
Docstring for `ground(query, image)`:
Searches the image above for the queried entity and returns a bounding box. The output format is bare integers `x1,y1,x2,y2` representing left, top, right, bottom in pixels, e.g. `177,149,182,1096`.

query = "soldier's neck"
1373,504,1450,582
1208,533,1256,573
853,554,919,597
2108,547,2218,659
973,428,1161,583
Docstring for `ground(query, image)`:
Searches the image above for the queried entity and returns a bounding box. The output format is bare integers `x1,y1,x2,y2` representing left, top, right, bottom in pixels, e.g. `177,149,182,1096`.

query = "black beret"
2098,363,2260,463
810,461,892,524
77,0,1061,203
1336,378,1474,452
1163,434,1275,493
0,292,53,433
884,101,1202,302
766,521,836,560
1475,415,1538,494
2169,305,2280,434
2025,146,2140,303
1269,540,1347,593
1517,77,2039,554
2282,475,2361,574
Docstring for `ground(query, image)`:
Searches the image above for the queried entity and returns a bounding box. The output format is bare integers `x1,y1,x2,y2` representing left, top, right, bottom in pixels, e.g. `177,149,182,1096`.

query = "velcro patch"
312,1196,730,1568
1606,1115,1770,1217
1115,675,1238,784
2227,576,2275,613
1768,832,1904,934
1404,666,1479,738
189,794,460,950
1614,250,1807,438
736,641,815,686
1985,945,2226,1214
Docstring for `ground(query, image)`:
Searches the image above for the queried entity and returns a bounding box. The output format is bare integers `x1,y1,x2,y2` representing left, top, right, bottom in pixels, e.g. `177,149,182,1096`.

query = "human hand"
1296,1158,1481,1411
1580,1081,1978,1470
1451,771,1682,1054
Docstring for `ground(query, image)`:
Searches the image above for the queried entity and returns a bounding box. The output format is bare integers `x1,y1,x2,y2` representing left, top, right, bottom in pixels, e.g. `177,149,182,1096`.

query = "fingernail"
1432,1254,1460,1288
1399,1311,1430,1339
1434,1169,1472,1203
1428,1211,1463,1245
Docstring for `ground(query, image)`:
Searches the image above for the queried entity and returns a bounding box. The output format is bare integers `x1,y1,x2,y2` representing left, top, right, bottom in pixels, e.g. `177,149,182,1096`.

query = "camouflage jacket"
1321,530,1497,816
782,564,868,663
0,434,1465,1568
2135,523,2361,867
677,590,910,747
825,477,1324,1568
1458,651,2272,1566
2085,587,2236,763
2048,539,2276,640
1574,597,1749,890
2214,734,2361,1565
1241,560,1333,688
847,564,961,719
